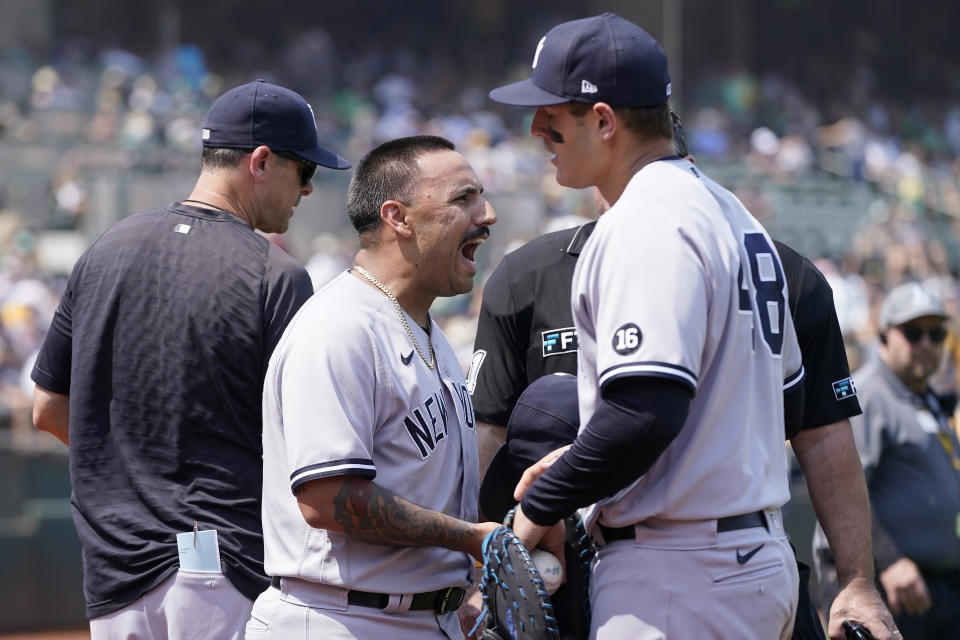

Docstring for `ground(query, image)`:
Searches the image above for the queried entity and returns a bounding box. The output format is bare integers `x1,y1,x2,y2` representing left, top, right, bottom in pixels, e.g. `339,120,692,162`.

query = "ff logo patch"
542,327,578,357
832,376,857,400
612,323,642,355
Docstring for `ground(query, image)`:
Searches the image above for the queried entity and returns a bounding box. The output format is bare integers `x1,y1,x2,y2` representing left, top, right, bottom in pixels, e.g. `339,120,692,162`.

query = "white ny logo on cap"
532,36,546,68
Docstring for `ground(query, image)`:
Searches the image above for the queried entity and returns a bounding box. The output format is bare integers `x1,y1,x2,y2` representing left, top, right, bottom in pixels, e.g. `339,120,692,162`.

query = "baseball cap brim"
883,308,950,329
293,145,352,170
489,79,570,107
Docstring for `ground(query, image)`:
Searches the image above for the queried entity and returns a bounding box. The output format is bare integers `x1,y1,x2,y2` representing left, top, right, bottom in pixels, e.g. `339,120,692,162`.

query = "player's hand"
468,521,501,562
826,576,899,640
513,444,572,500
879,557,931,617
458,583,485,640
511,505,567,581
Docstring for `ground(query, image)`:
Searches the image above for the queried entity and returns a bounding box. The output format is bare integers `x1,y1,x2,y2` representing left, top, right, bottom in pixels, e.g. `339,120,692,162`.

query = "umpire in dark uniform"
470,117,897,639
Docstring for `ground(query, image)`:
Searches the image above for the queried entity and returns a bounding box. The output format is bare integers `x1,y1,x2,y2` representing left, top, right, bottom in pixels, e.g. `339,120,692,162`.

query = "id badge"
176,525,222,573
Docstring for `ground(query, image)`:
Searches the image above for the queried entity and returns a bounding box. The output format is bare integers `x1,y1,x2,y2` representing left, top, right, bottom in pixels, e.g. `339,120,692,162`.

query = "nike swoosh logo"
401,350,414,366
736,543,765,565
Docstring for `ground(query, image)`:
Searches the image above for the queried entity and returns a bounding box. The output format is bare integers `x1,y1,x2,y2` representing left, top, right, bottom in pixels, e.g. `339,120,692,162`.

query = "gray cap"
879,282,949,329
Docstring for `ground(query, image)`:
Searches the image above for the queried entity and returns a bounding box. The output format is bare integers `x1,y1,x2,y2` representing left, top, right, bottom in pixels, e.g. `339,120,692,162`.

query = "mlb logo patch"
174,224,191,234
832,377,857,400
542,327,578,357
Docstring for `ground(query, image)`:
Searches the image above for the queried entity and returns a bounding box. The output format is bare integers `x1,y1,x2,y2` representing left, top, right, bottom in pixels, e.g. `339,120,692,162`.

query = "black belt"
270,576,465,614
599,511,768,543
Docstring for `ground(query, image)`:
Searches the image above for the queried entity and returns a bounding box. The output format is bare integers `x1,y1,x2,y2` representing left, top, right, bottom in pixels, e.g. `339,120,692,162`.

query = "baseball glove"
480,525,560,640
501,507,593,640
563,512,593,637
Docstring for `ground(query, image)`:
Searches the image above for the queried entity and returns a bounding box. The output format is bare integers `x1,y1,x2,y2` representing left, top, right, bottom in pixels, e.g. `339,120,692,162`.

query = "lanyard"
923,391,960,473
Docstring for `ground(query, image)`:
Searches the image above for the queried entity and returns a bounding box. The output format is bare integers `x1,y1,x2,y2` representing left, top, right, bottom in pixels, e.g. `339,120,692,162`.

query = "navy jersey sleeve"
31,273,75,394
777,242,862,431
470,254,528,426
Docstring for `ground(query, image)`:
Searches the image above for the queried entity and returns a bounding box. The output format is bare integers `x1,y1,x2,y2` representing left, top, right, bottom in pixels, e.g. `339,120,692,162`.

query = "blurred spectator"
813,282,960,639
304,232,353,292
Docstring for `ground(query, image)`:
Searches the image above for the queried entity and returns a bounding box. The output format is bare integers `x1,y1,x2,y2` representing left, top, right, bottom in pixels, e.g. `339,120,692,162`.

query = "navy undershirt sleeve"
520,376,693,525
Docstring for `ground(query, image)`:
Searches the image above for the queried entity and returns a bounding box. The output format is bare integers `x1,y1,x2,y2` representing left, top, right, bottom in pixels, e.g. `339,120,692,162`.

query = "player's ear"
381,200,413,239
593,102,616,140
248,146,271,182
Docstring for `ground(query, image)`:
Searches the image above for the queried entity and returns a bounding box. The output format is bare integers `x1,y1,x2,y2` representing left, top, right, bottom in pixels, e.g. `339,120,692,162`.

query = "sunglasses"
273,150,318,186
898,326,948,344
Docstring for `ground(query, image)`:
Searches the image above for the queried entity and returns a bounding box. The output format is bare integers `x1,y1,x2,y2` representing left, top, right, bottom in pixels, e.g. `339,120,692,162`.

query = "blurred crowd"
2,28,960,443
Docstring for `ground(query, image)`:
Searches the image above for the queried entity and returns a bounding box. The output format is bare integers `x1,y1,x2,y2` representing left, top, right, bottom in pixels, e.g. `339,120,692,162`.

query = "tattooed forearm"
333,477,475,551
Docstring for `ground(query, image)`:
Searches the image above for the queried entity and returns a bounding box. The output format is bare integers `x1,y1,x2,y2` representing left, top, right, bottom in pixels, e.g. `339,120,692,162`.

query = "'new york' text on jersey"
260,272,478,596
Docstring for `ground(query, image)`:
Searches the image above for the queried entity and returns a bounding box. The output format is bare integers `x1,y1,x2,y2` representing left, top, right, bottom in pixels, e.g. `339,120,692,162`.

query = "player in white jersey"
573,158,803,527
489,14,805,639
249,136,499,640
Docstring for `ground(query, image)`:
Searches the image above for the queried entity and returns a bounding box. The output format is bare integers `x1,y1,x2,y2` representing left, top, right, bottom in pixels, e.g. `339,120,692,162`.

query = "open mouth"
461,239,482,264
459,227,489,272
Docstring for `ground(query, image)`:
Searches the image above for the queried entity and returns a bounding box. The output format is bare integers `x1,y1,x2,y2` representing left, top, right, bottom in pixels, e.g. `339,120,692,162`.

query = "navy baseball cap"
478,373,580,523
490,12,671,108
202,79,351,170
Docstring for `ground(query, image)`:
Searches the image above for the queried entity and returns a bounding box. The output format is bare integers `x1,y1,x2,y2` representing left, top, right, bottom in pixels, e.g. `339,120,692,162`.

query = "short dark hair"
670,109,689,157
346,135,456,247
567,101,672,141
200,147,250,171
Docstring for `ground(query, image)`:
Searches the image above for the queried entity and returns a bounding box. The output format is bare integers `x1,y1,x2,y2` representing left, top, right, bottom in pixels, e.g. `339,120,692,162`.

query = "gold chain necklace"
353,265,435,369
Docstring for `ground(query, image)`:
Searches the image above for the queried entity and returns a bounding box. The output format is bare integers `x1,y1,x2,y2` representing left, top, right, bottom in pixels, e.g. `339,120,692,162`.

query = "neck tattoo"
353,265,435,370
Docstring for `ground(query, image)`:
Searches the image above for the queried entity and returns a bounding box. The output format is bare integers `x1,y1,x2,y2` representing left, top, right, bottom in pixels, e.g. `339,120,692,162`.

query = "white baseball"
530,549,562,595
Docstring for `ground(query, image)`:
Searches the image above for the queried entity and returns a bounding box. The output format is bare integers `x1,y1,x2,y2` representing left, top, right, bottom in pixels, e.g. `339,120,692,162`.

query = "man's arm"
295,474,498,561
32,384,69,445
512,377,691,554
791,419,896,639
477,420,506,480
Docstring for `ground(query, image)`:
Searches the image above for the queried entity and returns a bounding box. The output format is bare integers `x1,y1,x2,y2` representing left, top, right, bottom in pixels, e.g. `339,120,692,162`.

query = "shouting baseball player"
488,14,805,639
249,135,499,639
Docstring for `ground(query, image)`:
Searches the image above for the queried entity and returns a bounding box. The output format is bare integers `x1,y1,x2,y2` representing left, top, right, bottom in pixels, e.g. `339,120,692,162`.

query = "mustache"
460,226,490,245
547,127,565,144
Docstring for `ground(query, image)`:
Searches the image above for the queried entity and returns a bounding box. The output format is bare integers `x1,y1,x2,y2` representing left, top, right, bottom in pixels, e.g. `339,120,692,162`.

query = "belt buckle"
436,587,464,614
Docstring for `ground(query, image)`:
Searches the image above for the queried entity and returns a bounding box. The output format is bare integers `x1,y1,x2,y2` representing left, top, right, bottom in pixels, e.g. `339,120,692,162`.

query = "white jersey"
572,158,804,531
261,271,479,594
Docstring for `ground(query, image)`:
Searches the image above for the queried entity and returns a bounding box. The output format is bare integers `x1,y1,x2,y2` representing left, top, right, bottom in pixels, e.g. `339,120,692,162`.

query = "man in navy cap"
488,13,805,639
30,79,349,640
471,113,897,640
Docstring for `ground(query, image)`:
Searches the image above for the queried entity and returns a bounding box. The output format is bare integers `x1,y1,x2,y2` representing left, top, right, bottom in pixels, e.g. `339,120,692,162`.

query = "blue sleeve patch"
832,377,857,400
542,327,578,357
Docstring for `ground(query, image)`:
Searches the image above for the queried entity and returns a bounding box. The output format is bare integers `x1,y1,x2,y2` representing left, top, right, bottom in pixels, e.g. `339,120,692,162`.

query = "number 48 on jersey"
737,232,787,356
